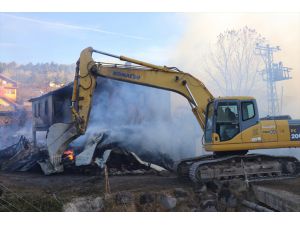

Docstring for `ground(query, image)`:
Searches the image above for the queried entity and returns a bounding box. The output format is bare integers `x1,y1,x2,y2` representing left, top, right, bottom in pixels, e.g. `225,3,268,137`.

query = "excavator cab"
204,97,259,145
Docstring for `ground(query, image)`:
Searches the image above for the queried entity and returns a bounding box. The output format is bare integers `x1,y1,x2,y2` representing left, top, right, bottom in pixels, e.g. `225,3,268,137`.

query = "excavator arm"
46,47,214,173
73,47,214,132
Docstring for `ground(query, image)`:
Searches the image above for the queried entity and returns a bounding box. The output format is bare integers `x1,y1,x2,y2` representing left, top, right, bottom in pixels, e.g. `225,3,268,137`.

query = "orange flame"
64,149,75,161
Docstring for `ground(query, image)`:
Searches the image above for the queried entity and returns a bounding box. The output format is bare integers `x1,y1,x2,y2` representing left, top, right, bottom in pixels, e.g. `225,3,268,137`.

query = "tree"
204,26,266,96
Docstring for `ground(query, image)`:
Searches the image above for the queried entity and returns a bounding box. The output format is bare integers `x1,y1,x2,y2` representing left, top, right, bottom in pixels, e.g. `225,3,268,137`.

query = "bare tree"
204,26,266,96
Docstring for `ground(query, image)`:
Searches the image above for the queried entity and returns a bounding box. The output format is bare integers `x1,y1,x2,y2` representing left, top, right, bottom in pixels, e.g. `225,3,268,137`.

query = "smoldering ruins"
1,72,300,212
0,76,209,212
1,14,300,212
25,76,199,174
1,77,179,173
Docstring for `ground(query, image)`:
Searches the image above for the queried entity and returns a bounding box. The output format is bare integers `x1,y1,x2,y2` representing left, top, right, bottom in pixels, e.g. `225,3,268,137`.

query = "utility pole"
255,44,292,116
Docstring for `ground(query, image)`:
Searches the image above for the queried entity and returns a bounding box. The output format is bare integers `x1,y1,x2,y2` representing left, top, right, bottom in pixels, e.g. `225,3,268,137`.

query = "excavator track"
177,154,300,183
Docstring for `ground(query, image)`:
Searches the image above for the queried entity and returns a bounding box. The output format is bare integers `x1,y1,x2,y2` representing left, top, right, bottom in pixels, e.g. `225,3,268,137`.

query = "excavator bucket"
44,123,78,174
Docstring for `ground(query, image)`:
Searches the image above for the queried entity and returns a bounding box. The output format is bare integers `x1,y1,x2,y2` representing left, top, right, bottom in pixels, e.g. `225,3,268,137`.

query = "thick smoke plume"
169,13,300,159
78,78,201,162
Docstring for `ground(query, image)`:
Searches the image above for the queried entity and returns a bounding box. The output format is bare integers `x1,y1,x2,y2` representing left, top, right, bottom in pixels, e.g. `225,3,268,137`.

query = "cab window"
217,103,238,123
242,102,255,121
216,102,239,141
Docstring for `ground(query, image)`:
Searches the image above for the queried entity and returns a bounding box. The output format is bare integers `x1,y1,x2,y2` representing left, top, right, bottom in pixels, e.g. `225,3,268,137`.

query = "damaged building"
29,83,73,147
28,78,172,175
29,78,171,145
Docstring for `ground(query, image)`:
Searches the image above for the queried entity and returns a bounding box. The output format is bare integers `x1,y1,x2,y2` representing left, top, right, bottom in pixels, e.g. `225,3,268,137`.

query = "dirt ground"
0,171,193,211
1,171,299,212
0,171,189,193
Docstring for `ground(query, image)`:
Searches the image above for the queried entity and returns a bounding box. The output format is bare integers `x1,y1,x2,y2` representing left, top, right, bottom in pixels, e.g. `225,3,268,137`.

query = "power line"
255,43,292,116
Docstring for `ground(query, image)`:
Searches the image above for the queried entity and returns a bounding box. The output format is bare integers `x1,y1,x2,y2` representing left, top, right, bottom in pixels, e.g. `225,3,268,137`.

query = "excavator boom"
73,47,214,133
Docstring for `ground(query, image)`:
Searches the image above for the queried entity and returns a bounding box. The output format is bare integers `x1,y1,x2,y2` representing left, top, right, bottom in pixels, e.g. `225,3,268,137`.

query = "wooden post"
104,165,111,194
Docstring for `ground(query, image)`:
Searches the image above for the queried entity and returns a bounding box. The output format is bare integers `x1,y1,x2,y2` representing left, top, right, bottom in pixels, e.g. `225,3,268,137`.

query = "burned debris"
0,136,41,172
0,131,170,177
75,131,169,174
37,130,170,176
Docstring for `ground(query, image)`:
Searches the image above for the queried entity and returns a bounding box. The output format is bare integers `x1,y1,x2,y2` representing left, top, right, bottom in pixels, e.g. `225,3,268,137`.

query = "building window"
34,104,37,117
45,100,48,115
5,89,16,95
38,102,41,117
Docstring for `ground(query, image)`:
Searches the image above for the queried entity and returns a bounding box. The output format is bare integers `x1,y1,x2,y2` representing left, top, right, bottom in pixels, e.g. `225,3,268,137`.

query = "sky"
1,12,299,117
0,13,185,64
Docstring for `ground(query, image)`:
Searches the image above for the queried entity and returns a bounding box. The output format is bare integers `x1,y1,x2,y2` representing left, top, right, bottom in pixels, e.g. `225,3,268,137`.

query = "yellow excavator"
46,47,300,182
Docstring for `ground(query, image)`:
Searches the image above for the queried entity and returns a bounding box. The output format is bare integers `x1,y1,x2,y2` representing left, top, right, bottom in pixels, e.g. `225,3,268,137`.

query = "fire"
63,149,75,161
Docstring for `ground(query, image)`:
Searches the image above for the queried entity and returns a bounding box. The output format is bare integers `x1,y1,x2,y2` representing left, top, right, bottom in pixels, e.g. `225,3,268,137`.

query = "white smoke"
78,78,201,161
168,13,300,159
0,120,32,149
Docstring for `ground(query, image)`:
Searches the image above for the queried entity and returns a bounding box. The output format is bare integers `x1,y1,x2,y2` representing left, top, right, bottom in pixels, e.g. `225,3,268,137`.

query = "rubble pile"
61,180,258,212
0,136,41,172
0,132,170,176
74,131,173,172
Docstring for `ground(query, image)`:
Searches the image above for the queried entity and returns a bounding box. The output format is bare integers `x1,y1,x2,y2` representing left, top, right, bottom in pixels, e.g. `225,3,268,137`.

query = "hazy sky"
1,12,299,116
0,13,185,64
168,13,300,117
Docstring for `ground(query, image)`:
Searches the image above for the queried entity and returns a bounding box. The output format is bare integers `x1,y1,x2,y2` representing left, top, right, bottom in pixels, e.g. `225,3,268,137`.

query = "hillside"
0,62,75,86
0,62,75,103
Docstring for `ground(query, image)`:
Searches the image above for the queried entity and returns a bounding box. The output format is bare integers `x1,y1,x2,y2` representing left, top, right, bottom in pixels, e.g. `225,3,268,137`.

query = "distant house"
0,74,18,112
0,74,27,127
0,96,18,113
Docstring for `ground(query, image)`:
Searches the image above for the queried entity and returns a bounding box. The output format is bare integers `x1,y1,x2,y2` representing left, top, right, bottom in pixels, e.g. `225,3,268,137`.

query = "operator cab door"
215,100,241,143
240,100,261,143
204,102,214,144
